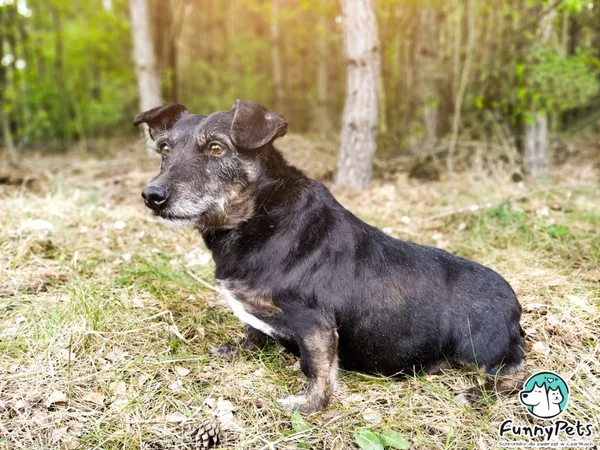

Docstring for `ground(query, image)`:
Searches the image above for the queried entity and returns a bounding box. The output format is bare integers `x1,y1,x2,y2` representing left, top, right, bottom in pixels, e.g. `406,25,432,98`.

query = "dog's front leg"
211,324,269,359
278,318,339,414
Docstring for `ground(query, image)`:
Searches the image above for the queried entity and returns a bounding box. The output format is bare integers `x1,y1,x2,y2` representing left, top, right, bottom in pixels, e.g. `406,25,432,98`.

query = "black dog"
134,100,526,413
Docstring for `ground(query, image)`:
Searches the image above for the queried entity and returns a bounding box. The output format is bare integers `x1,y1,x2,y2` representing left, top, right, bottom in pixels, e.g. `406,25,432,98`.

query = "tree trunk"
129,0,162,152
417,3,440,150
270,0,285,113
334,0,381,190
524,113,550,178
447,0,474,178
522,8,555,179
311,12,331,134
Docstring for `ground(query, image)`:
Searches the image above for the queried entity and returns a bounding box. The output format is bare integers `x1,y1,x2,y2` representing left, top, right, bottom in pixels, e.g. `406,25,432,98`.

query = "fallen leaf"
174,366,191,377
46,391,67,407
82,391,105,406
166,412,188,423
341,393,364,406
169,380,183,391
532,342,551,355
105,348,126,363
110,398,129,412
567,295,586,308
110,380,127,397
361,408,382,424
14,399,26,410
138,373,151,387
214,398,235,430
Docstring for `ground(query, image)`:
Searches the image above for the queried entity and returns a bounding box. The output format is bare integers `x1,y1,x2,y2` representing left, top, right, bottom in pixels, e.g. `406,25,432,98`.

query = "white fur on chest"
216,282,279,338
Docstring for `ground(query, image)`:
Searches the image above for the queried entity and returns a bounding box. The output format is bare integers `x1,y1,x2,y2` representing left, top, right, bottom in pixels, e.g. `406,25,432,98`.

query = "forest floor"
0,134,599,449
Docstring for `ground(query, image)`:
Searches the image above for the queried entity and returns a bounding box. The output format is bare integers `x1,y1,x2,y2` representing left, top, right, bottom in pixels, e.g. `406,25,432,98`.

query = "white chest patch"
216,283,279,338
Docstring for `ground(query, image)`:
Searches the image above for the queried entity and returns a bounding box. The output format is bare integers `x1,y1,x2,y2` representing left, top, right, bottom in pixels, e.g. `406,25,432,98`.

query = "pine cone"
191,419,222,449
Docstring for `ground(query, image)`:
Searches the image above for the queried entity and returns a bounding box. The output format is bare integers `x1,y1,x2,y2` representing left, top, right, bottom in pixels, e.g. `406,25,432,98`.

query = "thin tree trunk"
129,0,162,152
523,8,555,179
270,0,285,113
418,3,440,150
1,109,18,166
447,0,475,178
334,0,381,190
311,12,331,134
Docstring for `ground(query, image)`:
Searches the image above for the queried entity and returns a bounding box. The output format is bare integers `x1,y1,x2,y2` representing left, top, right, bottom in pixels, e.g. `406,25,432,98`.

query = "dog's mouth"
154,210,201,222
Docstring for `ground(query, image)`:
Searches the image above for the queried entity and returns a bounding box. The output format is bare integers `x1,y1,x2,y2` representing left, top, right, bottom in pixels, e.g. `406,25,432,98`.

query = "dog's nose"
522,393,528,399
142,185,169,208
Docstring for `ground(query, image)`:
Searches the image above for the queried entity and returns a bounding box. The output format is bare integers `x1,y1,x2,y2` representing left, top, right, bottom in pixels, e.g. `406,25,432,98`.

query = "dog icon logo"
519,371,569,420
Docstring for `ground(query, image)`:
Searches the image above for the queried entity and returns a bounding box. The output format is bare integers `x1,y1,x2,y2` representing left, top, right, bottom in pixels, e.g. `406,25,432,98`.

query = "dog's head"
134,99,287,230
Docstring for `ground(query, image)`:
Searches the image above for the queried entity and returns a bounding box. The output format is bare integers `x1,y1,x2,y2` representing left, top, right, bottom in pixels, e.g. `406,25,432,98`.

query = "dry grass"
0,135,599,449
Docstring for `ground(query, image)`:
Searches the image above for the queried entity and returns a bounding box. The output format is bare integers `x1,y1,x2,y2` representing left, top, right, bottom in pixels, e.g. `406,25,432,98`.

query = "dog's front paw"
277,394,323,414
210,343,239,360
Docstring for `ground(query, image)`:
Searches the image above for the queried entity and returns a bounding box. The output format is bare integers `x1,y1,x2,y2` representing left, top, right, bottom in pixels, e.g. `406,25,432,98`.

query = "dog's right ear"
133,103,188,140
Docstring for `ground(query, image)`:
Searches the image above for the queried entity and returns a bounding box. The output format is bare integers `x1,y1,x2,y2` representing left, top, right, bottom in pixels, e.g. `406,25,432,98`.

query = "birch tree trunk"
523,8,555,179
129,0,162,152
334,0,381,190
311,12,331,134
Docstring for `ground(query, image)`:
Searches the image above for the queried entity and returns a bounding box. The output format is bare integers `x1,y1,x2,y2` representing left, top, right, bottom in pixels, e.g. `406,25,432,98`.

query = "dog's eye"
158,143,171,157
210,143,224,156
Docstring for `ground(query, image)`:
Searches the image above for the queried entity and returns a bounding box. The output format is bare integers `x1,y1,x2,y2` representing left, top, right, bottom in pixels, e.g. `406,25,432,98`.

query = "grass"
0,136,599,449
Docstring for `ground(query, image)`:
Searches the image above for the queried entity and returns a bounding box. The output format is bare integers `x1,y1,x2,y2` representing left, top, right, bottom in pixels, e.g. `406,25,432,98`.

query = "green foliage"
1,0,136,148
559,0,586,13
515,46,599,114
355,429,385,450
1,0,600,155
379,431,411,449
291,411,310,433
354,428,410,450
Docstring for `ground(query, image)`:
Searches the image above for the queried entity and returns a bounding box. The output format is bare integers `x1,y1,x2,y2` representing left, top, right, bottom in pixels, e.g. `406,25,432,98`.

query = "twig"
186,270,218,292
257,430,311,450
84,322,163,336
447,0,475,178
426,192,538,222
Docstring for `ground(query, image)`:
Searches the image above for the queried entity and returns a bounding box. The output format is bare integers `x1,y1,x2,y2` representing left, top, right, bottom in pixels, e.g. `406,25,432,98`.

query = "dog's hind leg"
241,324,269,350
211,325,269,359
454,363,530,407
278,314,339,414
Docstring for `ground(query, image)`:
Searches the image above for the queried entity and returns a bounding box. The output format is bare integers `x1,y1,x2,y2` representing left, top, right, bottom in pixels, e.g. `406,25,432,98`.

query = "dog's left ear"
230,99,287,149
133,103,188,140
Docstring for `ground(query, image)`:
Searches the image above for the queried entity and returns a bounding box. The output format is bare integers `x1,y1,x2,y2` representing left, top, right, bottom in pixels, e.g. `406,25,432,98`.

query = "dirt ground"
0,135,599,449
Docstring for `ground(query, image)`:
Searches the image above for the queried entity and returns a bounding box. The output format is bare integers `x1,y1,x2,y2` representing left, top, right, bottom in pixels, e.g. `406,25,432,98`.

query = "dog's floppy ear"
230,99,287,149
133,103,188,140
